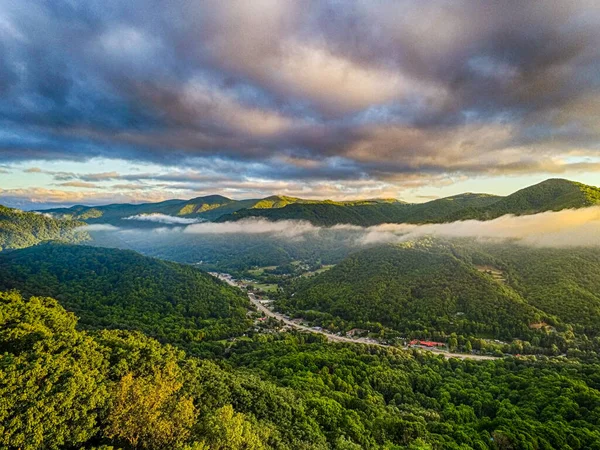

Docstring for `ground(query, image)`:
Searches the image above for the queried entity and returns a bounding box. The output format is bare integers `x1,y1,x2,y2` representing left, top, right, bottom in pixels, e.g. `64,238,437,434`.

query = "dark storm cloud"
1,0,599,181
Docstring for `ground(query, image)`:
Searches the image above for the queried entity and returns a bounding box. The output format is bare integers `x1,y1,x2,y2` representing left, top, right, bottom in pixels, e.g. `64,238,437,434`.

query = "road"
213,273,498,361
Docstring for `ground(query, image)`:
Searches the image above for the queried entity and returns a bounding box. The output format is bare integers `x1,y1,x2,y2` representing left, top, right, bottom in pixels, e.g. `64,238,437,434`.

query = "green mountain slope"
0,291,330,449
41,195,252,224
7,291,600,449
0,205,88,251
0,243,250,348
37,178,600,226
446,178,600,221
283,241,544,340
216,201,413,226
282,239,600,344
453,242,600,333
221,179,599,225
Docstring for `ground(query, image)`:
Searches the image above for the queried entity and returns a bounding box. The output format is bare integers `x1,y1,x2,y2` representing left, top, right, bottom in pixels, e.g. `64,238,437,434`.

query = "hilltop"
0,243,251,349
0,205,88,251
32,178,600,227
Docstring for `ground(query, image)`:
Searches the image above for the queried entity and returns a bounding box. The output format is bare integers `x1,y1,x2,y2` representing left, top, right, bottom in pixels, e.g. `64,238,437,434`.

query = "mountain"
280,238,600,348
446,178,600,221
41,194,406,225
215,193,503,226
41,195,254,224
37,178,600,227
0,243,250,348
282,241,545,341
0,205,88,251
221,179,600,225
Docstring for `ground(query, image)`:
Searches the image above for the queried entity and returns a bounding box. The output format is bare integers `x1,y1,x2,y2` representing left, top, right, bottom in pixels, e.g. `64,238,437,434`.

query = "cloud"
79,224,121,231
0,186,175,209
356,206,600,248
79,206,600,248
58,181,99,189
184,218,318,238
0,0,599,193
125,213,202,225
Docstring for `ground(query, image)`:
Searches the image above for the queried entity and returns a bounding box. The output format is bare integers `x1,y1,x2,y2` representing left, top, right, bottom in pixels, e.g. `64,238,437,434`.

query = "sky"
0,0,599,209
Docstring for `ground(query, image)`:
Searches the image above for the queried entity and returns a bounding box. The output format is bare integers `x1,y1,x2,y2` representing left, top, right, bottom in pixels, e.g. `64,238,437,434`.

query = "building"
409,339,446,348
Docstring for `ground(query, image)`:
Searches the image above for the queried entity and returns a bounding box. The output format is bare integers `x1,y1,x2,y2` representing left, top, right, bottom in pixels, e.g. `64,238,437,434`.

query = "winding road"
213,273,498,361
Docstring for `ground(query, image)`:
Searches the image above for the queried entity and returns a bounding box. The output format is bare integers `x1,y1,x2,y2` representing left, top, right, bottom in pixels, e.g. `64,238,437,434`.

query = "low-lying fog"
84,206,600,249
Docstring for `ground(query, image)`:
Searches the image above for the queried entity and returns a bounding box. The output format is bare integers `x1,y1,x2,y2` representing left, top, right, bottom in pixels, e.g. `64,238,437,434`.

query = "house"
409,339,446,348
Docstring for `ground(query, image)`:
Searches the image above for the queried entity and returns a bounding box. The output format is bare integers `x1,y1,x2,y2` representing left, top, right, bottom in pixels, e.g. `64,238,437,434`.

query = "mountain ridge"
27,178,600,226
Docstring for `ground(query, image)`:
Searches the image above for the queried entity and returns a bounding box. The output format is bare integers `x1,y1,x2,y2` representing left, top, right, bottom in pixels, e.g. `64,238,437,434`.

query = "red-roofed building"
409,339,446,348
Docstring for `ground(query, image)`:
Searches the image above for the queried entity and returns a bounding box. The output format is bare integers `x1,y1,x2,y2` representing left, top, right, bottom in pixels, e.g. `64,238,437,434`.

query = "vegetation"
218,179,600,226
445,179,600,221
0,292,328,449
0,244,251,351
3,291,600,449
38,178,600,227
279,239,600,356
0,205,88,251
3,178,600,449
280,241,543,342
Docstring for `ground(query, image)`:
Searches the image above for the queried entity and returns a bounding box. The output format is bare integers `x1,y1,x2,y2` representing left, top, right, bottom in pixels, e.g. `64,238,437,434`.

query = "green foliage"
0,294,331,449
446,178,600,221
0,291,108,449
220,179,600,226
281,239,600,356
0,244,251,347
283,242,544,341
105,362,196,450
227,334,600,449
0,205,88,251
3,289,600,449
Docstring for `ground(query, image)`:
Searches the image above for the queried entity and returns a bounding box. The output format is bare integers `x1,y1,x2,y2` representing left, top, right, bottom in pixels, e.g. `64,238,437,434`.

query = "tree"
105,361,196,450
0,292,108,450
448,333,458,352
199,405,269,450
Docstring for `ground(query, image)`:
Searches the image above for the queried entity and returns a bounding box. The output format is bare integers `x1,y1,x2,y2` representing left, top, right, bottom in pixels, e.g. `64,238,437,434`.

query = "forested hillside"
219,179,600,225
280,239,600,355
453,243,600,334
41,195,251,224
0,205,88,251
445,179,600,221
3,290,600,450
38,178,600,227
281,241,544,341
0,244,251,350
214,195,497,226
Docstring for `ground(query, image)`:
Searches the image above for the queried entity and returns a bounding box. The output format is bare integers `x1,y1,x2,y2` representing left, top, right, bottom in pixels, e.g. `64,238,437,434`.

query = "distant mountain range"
31,178,600,226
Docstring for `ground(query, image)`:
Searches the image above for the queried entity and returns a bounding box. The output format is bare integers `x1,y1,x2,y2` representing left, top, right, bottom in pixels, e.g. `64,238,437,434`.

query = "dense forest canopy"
2,178,600,449
3,290,600,450
279,239,600,356
0,244,251,351
0,205,88,251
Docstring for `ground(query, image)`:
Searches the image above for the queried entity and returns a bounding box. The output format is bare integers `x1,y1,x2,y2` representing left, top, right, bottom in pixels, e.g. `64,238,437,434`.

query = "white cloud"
184,218,318,237
79,224,121,232
356,206,600,247
124,213,203,224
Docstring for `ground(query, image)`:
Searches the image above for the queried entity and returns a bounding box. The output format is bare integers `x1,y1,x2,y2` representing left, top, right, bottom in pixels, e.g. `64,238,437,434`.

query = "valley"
2,177,600,449
212,272,498,360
